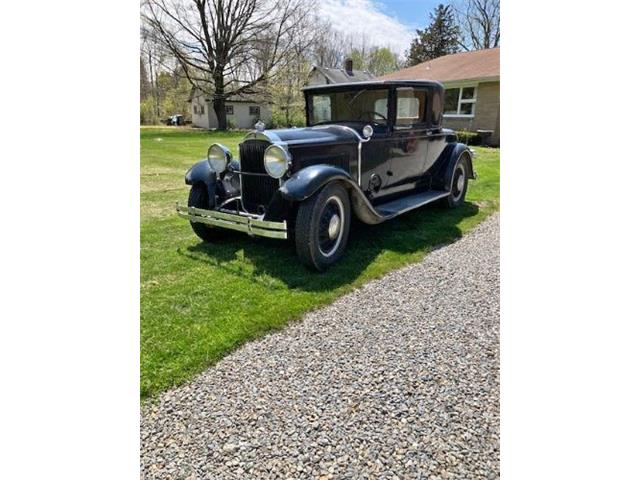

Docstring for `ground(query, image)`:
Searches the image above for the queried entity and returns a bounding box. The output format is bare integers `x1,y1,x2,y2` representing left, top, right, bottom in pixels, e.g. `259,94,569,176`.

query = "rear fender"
431,143,475,191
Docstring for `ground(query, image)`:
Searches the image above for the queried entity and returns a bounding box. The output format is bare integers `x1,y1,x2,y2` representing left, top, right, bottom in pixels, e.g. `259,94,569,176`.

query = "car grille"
239,140,279,214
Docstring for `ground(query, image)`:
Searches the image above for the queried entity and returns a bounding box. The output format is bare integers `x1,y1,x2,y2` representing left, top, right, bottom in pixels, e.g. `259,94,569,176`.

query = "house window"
444,86,477,116
249,105,260,116
225,105,234,115
193,105,198,114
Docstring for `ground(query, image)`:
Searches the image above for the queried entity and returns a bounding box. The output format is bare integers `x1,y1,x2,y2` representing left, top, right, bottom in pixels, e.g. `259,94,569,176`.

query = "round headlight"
263,144,291,179
207,143,231,173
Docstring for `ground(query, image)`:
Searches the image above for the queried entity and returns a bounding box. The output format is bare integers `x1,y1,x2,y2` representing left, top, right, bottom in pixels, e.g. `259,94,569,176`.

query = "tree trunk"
213,96,227,130
213,68,227,130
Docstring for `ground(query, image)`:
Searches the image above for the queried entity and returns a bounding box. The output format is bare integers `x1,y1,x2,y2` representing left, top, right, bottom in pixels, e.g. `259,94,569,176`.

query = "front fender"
184,159,221,208
280,164,386,225
279,164,354,202
185,159,215,186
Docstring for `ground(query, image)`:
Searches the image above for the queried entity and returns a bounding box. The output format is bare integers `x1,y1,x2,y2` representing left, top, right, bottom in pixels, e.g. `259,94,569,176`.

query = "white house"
189,89,273,129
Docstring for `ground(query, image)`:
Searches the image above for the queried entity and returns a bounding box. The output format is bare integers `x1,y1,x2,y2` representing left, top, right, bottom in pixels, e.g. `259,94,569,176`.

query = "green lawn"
141,127,500,398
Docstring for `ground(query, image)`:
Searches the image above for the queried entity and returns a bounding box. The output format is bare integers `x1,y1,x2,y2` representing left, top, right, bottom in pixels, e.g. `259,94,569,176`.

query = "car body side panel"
360,134,392,195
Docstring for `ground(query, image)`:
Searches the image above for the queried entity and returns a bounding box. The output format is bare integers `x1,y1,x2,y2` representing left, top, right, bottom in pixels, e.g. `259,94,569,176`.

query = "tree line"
140,0,499,128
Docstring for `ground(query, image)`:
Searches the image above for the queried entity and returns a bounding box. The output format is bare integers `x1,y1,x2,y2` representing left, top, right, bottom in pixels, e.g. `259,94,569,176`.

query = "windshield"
308,88,389,126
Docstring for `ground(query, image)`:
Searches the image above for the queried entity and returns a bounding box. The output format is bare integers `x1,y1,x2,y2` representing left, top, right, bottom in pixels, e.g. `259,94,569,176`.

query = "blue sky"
376,0,443,31
317,0,445,56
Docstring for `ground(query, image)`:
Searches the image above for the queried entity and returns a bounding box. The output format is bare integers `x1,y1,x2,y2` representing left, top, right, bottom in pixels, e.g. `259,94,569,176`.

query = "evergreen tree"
406,4,460,66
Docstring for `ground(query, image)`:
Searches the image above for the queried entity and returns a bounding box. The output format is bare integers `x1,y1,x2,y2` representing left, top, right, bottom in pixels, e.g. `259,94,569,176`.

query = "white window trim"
443,83,478,118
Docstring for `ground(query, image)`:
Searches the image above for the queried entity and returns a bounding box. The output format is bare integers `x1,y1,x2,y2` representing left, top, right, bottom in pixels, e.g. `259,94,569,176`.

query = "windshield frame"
305,86,391,129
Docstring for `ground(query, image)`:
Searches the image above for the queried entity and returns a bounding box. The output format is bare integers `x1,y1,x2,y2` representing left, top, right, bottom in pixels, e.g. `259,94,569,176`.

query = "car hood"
260,125,361,147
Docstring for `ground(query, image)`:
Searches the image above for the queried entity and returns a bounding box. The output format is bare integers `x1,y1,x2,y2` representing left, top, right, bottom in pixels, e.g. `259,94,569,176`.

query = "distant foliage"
406,4,460,66
348,46,402,77
139,61,192,125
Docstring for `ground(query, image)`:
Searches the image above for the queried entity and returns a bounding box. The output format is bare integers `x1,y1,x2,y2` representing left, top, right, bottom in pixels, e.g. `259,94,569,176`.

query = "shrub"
271,108,306,128
455,130,481,145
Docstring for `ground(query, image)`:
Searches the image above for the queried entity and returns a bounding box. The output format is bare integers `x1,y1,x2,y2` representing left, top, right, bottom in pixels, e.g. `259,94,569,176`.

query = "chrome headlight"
207,143,232,174
263,144,291,179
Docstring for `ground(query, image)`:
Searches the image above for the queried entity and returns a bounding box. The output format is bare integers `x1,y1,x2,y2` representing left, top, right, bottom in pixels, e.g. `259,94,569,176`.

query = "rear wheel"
187,184,220,242
444,155,469,208
295,183,351,271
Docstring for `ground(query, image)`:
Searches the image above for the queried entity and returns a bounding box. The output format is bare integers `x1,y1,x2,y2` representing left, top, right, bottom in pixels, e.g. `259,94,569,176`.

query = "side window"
312,95,331,123
374,98,388,118
225,105,234,115
431,90,443,127
193,105,198,115
249,105,260,116
395,87,426,128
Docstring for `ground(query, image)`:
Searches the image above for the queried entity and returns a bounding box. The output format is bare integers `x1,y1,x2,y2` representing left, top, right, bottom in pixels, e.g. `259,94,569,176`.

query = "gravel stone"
141,214,500,479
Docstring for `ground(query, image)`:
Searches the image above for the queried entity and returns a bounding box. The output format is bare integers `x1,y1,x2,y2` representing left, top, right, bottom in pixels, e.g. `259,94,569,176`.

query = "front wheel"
295,183,351,271
187,184,220,242
443,155,469,208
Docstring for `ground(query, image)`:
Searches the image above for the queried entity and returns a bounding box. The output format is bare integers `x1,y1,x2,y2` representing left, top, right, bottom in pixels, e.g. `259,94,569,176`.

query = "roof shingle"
378,47,499,83
313,66,374,84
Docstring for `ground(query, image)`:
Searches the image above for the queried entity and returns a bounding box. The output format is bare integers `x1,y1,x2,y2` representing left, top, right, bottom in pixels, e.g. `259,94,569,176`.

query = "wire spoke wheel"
295,183,351,271
318,196,345,257
443,155,469,208
452,165,465,201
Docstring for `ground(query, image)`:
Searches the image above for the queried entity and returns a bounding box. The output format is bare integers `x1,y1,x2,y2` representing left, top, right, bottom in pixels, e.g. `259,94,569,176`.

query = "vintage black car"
177,80,476,270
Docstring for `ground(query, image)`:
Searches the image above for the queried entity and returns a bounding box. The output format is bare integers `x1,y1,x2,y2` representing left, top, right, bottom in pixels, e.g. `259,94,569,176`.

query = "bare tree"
141,27,169,121
141,0,312,130
455,0,500,51
311,19,352,68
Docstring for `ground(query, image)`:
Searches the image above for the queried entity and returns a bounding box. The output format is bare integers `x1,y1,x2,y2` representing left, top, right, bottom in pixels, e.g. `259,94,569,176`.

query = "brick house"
379,48,500,146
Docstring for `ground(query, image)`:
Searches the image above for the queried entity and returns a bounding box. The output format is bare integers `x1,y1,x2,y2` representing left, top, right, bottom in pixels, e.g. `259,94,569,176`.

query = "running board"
374,190,450,218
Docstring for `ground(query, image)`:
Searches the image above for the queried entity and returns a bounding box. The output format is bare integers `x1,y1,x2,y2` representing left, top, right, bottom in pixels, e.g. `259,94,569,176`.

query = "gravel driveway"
141,214,500,480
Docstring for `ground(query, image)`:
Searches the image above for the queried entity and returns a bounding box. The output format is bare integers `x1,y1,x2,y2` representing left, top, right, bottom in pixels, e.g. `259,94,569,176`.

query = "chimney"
344,58,353,76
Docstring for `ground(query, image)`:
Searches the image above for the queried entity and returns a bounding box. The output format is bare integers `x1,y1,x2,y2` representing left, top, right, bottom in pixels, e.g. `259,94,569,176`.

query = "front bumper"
176,204,288,239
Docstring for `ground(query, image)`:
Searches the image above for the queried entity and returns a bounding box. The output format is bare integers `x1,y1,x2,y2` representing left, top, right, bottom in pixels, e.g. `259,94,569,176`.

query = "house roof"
378,47,500,83
312,65,374,84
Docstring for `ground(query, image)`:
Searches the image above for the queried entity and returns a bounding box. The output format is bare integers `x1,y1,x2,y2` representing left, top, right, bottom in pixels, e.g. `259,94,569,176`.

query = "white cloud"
317,0,414,56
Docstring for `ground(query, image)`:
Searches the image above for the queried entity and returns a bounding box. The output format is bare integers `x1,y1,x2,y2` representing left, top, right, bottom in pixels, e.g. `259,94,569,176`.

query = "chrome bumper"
176,204,288,239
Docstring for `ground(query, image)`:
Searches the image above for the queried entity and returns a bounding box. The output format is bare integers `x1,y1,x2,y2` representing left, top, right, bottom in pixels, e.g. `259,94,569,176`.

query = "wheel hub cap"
328,214,341,240
456,172,465,192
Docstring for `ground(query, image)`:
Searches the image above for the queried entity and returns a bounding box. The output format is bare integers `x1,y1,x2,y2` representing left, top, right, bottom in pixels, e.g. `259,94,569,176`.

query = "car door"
383,87,431,196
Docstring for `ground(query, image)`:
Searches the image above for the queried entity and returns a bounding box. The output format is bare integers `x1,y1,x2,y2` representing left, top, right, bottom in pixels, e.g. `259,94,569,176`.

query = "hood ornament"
254,120,265,132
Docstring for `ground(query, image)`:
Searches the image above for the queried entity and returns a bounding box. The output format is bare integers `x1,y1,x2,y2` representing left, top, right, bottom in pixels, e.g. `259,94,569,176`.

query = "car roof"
302,79,443,92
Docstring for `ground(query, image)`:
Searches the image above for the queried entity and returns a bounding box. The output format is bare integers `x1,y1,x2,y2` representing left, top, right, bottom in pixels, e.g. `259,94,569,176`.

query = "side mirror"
362,124,373,139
